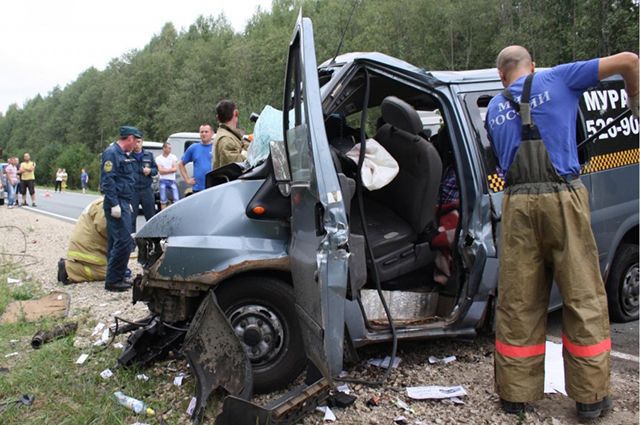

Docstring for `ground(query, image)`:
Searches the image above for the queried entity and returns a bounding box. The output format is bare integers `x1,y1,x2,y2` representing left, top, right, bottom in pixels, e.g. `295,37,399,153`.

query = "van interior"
321,68,464,328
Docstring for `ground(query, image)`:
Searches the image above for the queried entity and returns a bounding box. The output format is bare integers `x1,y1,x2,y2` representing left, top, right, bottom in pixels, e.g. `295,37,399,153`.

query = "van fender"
601,215,639,281
182,290,252,424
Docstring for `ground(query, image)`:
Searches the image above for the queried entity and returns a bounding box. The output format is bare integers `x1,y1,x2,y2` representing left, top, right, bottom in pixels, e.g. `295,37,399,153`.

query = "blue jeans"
105,200,134,284
7,183,17,205
159,179,180,204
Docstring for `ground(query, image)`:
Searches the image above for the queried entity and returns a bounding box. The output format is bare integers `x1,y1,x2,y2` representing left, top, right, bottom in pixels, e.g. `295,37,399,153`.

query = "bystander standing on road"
213,99,249,169
100,126,140,292
18,153,36,207
55,168,63,192
178,124,214,194
130,137,158,233
155,142,180,209
80,168,89,193
485,46,639,419
4,157,19,208
61,168,68,192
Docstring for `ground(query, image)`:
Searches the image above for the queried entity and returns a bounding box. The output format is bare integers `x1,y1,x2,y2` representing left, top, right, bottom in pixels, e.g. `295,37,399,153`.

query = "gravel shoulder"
1,208,637,425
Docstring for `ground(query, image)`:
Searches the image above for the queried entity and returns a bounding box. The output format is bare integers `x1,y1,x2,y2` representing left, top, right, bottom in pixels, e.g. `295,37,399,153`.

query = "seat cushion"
350,196,416,258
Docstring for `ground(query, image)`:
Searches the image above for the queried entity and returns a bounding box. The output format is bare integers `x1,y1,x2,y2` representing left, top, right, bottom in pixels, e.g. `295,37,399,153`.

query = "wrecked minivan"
124,15,639,422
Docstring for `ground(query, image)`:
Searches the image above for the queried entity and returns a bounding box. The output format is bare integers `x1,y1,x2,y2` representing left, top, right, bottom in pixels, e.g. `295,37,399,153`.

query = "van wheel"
216,276,306,393
606,243,639,323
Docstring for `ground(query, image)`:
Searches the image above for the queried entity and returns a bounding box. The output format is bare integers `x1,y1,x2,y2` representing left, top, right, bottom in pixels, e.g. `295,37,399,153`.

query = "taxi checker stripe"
562,334,611,358
495,339,546,358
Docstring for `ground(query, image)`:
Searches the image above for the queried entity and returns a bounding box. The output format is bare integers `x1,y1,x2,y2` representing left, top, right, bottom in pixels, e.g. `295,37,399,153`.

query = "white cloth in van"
345,139,399,190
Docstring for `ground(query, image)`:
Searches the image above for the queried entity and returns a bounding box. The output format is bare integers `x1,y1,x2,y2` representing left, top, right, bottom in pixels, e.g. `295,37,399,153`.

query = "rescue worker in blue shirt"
100,126,140,292
130,137,158,233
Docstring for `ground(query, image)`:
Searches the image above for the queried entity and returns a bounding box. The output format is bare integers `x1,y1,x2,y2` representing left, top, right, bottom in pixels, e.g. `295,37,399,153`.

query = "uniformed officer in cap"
100,126,140,292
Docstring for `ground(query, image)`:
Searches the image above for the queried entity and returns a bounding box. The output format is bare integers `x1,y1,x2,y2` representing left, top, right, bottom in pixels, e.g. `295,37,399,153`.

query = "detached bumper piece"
182,291,253,424
118,317,185,367
215,378,330,425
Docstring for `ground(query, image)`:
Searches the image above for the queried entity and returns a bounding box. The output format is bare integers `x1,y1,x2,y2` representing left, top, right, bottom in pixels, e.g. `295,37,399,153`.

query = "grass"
0,262,202,424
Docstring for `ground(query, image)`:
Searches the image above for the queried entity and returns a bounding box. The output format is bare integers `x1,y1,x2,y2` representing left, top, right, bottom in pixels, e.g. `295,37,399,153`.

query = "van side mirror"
270,140,291,196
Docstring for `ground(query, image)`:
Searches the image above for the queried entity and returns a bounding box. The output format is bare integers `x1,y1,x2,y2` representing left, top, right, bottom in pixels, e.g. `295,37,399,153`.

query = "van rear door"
283,14,350,381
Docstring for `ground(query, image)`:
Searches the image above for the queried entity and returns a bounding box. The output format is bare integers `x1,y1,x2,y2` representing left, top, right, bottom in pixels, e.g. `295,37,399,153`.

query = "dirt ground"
1,208,638,424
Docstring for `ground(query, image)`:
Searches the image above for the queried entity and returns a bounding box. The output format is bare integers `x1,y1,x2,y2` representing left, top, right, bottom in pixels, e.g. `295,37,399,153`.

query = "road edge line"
547,335,639,363
22,206,78,224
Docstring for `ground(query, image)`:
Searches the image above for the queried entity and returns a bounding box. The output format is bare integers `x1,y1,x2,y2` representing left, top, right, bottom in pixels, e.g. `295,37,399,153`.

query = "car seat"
351,96,442,282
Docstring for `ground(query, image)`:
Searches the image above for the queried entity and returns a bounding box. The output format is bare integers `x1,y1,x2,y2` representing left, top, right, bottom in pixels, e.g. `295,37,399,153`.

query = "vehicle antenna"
330,0,359,65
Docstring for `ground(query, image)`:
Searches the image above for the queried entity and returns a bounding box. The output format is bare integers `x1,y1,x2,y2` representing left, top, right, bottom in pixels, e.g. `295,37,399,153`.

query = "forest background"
0,0,637,190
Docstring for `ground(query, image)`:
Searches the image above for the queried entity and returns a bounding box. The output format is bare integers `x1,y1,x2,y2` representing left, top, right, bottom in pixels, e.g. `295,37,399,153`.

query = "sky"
0,0,272,115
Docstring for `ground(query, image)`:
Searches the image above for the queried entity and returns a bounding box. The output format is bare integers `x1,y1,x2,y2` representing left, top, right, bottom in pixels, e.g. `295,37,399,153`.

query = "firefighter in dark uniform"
130,137,158,233
100,126,141,292
486,46,638,419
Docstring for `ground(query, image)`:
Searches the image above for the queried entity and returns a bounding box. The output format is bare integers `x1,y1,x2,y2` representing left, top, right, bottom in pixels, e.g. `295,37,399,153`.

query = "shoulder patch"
103,161,113,172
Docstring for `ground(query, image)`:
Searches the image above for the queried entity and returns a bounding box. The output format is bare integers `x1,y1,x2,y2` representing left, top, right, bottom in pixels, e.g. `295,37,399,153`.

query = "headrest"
381,96,423,135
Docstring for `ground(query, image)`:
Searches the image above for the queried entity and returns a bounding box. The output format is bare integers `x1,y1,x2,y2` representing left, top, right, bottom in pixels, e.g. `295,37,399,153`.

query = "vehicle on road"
124,15,639,420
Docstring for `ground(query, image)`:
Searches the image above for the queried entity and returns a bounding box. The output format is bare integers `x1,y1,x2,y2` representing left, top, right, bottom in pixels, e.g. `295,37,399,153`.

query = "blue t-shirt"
485,59,599,176
181,142,213,191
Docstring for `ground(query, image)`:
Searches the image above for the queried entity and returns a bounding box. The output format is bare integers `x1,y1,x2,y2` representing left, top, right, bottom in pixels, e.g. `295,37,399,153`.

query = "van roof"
168,132,201,139
143,141,163,148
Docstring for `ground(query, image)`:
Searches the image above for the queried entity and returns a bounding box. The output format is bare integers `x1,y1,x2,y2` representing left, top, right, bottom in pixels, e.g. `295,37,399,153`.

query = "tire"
216,276,306,393
606,243,639,323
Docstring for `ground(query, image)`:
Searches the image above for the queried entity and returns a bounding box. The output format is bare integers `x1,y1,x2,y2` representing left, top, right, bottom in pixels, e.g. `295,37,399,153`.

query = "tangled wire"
0,225,40,268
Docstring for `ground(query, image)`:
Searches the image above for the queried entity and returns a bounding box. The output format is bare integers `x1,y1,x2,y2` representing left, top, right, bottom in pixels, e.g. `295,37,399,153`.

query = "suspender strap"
502,73,540,141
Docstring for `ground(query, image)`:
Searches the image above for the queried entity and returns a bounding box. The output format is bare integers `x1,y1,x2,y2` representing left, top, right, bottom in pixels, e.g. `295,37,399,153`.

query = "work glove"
629,93,639,118
111,205,122,219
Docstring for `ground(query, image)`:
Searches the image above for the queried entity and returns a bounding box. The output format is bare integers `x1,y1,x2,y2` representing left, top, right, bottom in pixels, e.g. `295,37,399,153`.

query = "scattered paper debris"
93,328,110,346
7,277,22,285
174,373,186,386
394,415,408,424
131,423,150,425
9,339,19,343
100,369,113,379
427,355,456,364
112,310,122,316
338,370,349,378
336,384,351,395
91,322,105,337
315,406,336,422
393,398,414,414
75,353,89,364
113,342,124,350
99,303,108,307
544,340,567,395
368,356,401,369
186,397,197,417
4,352,19,358
136,374,150,381
406,386,467,400
450,397,465,405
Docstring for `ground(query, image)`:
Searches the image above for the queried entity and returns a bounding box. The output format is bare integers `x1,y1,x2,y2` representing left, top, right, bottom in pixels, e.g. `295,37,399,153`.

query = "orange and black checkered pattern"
486,148,640,193
580,148,639,174
488,173,505,193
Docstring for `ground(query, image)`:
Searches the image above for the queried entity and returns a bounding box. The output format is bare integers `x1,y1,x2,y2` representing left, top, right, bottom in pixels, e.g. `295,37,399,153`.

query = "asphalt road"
22,190,147,229
22,190,640,365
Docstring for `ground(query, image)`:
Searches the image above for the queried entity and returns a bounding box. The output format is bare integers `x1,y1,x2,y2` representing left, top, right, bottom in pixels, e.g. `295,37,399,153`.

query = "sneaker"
105,280,132,292
500,399,525,415
57,258,70,285
8,205,13,209
31,203,36,207
576,396,612,420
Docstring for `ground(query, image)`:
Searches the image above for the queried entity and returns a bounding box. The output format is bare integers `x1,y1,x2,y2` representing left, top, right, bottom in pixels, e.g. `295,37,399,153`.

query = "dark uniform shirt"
132,150,158,190
100,142,135,208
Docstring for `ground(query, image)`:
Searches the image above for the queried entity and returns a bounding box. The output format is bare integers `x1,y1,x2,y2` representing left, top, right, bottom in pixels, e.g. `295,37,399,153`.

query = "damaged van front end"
122,175,299,421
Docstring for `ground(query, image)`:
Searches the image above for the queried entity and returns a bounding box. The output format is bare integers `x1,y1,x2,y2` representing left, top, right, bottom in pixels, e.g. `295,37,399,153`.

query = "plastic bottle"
113,391,155,415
